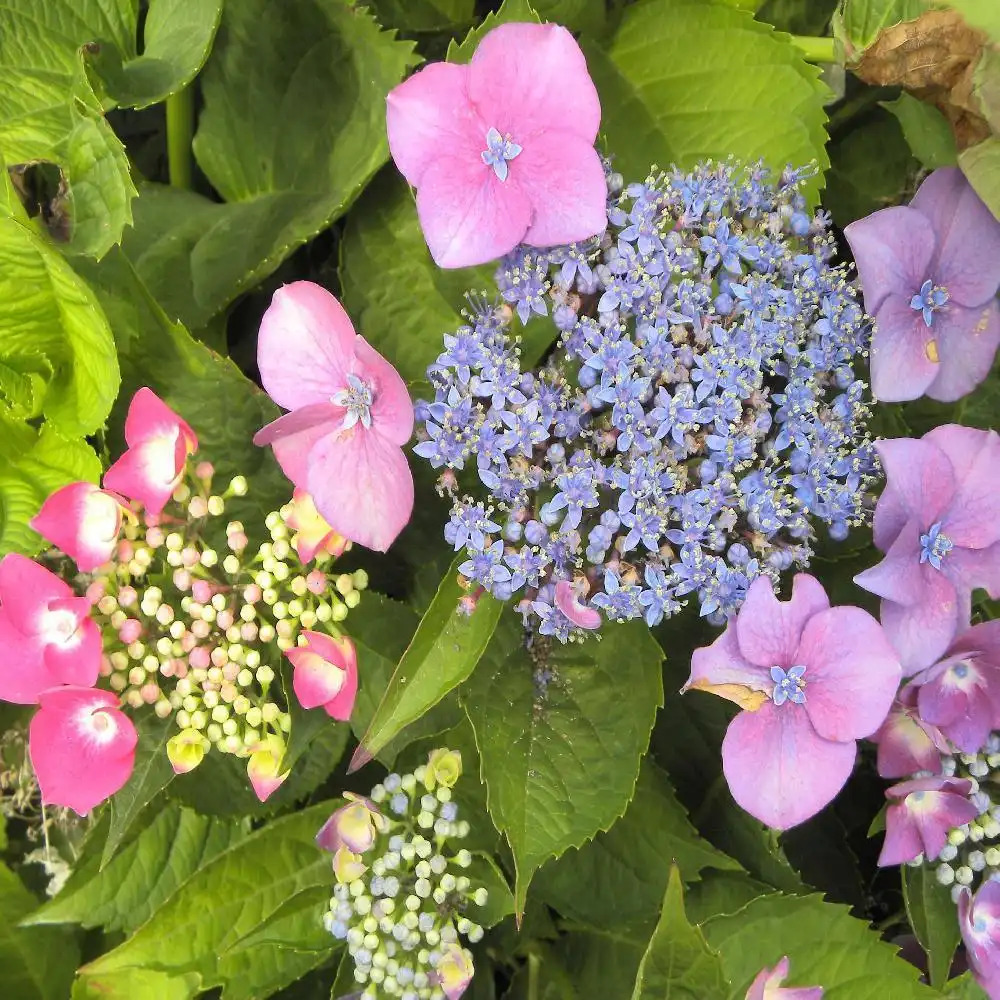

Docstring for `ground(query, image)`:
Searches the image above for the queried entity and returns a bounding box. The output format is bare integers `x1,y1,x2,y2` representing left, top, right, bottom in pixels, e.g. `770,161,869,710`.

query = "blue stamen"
919,521,953,569
332,373,374,431
481,127,522,182
770,664,806,706
909,279,949,327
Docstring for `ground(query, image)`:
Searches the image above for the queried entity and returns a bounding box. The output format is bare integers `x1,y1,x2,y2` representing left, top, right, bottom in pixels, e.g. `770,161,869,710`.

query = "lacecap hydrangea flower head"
414,159,877,641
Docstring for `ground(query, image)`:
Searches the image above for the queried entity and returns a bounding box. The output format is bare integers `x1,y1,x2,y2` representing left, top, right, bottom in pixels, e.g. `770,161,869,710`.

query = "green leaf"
467,853,516,929
946,0,1000,40
28,804,247,933
339,170,495,386
534,759,741,931
447,0,541,62
73,249,290,531
0,862,79,1000
584,0,830,203
463,613,663,911
944,973,988,998
117,0,418,329
78,801,340,997
72,968,199,1000
630,866,729,1000
833,0,925,54
102,710,176,867
684,870,774,925
0,214,119,436
881,93,958,169
902,864,962,990
532,0,607,34
757,0,837,35
367,0,476,32
87,0,223,109
702,893,941,998
357,556,503,763
959,137,1000,222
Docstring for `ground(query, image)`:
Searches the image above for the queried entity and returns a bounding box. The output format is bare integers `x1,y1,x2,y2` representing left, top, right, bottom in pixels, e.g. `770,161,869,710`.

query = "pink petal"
942,544,1000,604
253,405,341,448
874,698,948,778
554,580,602,630
30,483,123,573
287,647,345,709
29,687,137,815
415,154,531,268
354,337,414,447
0,553,72,624
938,427,1000,549
257,282,358,412
43,615,102,688
873,438,954,540
796,606,901,742
843,206,935,316
735,573,830,669
911,167,1000,307
880,581,962,675
513,132,607,247
722,702,856,830
468,23,600,143
878,803,925,866
265,417,341,489
745,957,823,1000
684,620,771,711
102,435,186,515
0,613,48,704
869,295,941,402
307,429,414,553
854,519,927,606
324,642,359,721
927,299,1000,402
124,387,198,453
386,62,481,188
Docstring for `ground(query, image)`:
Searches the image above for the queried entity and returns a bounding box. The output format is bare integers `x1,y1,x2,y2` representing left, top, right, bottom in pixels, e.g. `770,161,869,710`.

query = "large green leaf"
946,0,1000,40
77,801,341,998
0,863,79,1000
355,555,504,764
630,866,729,1000
28,804,247,933
464,614,663,911
959,137,1000,223
902,864,962,990
367,0,476,32
339,170,495,386
702,893,941,999
833,0,926,54
881,93,958,170
447,0,541,62
584,0,830,201
534,759,741,931
121,0,418,329
0,2,137,256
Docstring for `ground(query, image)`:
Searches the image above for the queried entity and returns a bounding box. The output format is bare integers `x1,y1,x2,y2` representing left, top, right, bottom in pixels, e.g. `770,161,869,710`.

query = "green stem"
166,87,195,190
790,35,838,63
527,952,541,1000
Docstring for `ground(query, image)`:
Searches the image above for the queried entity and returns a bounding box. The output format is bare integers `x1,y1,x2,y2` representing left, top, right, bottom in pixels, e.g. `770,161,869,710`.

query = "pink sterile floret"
684,573,901,830
285,630,358,721
879,775,978,866
103,387,198,516
386,22,607,268
30,482,126,573
29,686,137,815
0,553,101,704
253,281,415,553
745,956,823,1000
960,880,1000,999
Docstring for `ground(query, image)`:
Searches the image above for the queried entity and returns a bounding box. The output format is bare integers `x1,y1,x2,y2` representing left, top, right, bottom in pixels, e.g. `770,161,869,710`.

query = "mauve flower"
316,793,387,855
253,282,414,553
103,388,198,515
30,482,127,572
845,167,1000,402
854,425,1000,672
0,554,101,704
285,630,358,720
684,574,901,829
960,880,1000,999
871,683,950,779
879,775,978,866
284,489,349,563
29,687,137,815
745,956,823,1000
908,620,1000,754
386,21,607,268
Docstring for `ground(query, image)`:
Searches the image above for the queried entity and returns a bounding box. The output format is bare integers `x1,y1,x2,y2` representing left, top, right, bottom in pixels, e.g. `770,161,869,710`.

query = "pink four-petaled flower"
878,775,978,866
685,574,901,829
253,282,414,553
285,630,358,720
386,21,607,268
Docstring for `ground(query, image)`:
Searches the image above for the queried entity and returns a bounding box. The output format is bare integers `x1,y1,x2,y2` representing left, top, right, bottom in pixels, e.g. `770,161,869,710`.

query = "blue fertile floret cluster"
414,160,877,641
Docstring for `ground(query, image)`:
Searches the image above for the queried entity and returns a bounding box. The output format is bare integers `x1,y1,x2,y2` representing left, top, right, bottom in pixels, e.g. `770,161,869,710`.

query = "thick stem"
527,952,541,1000
791,35,838,63
166,88,195,190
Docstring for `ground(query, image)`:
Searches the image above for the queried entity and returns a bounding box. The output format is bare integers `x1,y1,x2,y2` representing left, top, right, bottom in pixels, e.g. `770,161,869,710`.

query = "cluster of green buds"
83,472,367,801
319,749,485,999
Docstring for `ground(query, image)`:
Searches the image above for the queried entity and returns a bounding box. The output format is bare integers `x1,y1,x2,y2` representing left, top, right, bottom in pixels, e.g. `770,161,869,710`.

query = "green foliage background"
1,0,999,997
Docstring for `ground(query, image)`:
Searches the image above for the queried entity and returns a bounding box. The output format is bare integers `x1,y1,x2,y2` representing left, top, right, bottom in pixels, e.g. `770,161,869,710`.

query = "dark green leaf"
357,556,503,763
629,866,729,1000
833,0,926,55
881,93,958,169
532,0,607,34
902,864,962,989
464,614,663,911
467,853,516,929
367,0,475,32
447,0,541,62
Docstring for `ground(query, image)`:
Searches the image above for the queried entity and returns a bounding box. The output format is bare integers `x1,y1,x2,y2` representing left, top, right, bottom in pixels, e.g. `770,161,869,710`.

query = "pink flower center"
481,127,522,182
332,374,375,431
82,491,121,543
79,706,120,746
140,430,183,487
39,607,80,647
